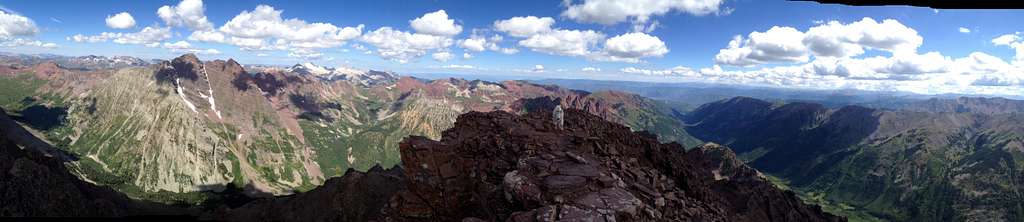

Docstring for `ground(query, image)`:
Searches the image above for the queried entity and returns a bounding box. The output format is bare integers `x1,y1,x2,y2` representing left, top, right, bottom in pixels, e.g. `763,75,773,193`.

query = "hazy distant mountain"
534,79,1024,111
684,96,1024,221
0,54,150,70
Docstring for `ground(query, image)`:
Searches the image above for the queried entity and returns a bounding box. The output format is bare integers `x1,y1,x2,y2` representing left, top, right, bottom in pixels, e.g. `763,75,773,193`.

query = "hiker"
553,105,564,129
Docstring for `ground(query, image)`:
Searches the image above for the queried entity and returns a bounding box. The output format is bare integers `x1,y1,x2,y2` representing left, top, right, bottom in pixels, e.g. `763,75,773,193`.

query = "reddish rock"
379,108,844,221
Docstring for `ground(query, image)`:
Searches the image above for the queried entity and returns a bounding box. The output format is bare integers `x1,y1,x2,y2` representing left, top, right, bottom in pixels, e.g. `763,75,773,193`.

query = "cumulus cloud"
214,5,363,49
158,0,214,31
0,10,55,48
621,66,696,76
495,16,669,63
410,10,462,36
602,32,669,62
806,52,949,79
562,0,726,25
518,29,605,57
582,67,601,72
463,53,473,59
715,17,925,67
69,26,172,45
691,19,1024,96
532,64,545,72
105,12,136,29
494,16,554,37
442,64,476,69
0,38,57,48
803,18,922,58
360,27,452,63
715,26,808,66
183,4,363,59
992,32,1024,65
432,51,453,62
959,27,971,33
159,40,220,55
457,33,517,55
992,33,1020,46
0,9,39,38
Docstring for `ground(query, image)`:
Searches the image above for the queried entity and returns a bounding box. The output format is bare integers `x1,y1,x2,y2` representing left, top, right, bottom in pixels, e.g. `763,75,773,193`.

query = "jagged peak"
172,53,201,65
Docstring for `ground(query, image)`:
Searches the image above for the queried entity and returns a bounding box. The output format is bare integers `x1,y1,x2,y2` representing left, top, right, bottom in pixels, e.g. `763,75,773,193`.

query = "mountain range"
0,53,696,202
4,52,1024,221
0,92,841,221
684,96,1024,221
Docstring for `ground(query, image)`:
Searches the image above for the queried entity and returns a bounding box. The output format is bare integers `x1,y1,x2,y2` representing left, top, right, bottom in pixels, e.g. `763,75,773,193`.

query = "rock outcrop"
380,108,842,221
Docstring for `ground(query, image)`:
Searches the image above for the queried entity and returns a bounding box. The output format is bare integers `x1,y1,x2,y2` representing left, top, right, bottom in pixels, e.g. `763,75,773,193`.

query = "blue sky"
1,0,1022,95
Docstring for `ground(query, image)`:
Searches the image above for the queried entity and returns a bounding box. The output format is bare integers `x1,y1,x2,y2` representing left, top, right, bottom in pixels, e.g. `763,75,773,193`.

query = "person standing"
553,105,564,129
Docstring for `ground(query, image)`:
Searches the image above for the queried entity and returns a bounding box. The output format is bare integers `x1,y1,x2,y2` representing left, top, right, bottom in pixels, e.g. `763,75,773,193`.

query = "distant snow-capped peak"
286,62,396,86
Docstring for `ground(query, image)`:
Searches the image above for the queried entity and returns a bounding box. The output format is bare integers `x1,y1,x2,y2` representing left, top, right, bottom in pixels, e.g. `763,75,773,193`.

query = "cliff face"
381,108,841,221
0,108,189,217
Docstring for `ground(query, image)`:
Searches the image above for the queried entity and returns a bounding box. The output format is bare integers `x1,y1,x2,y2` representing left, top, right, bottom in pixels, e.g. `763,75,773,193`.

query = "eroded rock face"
381,109,843,221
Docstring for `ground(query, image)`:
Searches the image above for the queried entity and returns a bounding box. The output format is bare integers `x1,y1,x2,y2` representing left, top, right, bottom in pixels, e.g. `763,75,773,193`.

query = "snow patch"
175,78,198,113
199,63,222,119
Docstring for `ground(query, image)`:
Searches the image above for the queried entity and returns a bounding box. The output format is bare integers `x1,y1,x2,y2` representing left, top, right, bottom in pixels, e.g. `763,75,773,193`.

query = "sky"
0,0,1022,96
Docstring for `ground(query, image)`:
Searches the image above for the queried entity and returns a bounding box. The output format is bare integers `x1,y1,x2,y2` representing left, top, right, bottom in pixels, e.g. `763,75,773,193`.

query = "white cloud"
410,10,462,36
69,26,172,45
532,64,545,72
498,18,670,63
360,27,452,63
158,40,220,55
287,48,322,59
715,26,808,66
162,40,192,49
457,33,517,56
214,5,363,50
803,18,922,58
0,38,57,48
0,10,38,38
187,30,225,42
105,12,136,29
582,67,601,72
462,53,473,59
992,33,1020,46
602,32,669,63
494,16,554,37
621,66,696,76
458,36,488,52
562,0,726,25
991,32,1024,65
519,29,605,57
432,51,453,62
806,52,950,79
158,0,214,31
498,47,520,54
716,18,926,67
442,64,476,69
185,4,363,59
958,27,971,33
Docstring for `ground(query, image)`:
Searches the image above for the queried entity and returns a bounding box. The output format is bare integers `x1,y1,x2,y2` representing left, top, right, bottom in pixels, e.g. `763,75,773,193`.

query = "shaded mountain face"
685,96,1024,221
0,108,189,217
379,109,840,221
0,53,696,203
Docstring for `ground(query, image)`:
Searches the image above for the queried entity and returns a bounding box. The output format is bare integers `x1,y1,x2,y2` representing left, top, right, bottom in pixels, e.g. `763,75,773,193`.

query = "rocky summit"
377,108,841,221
